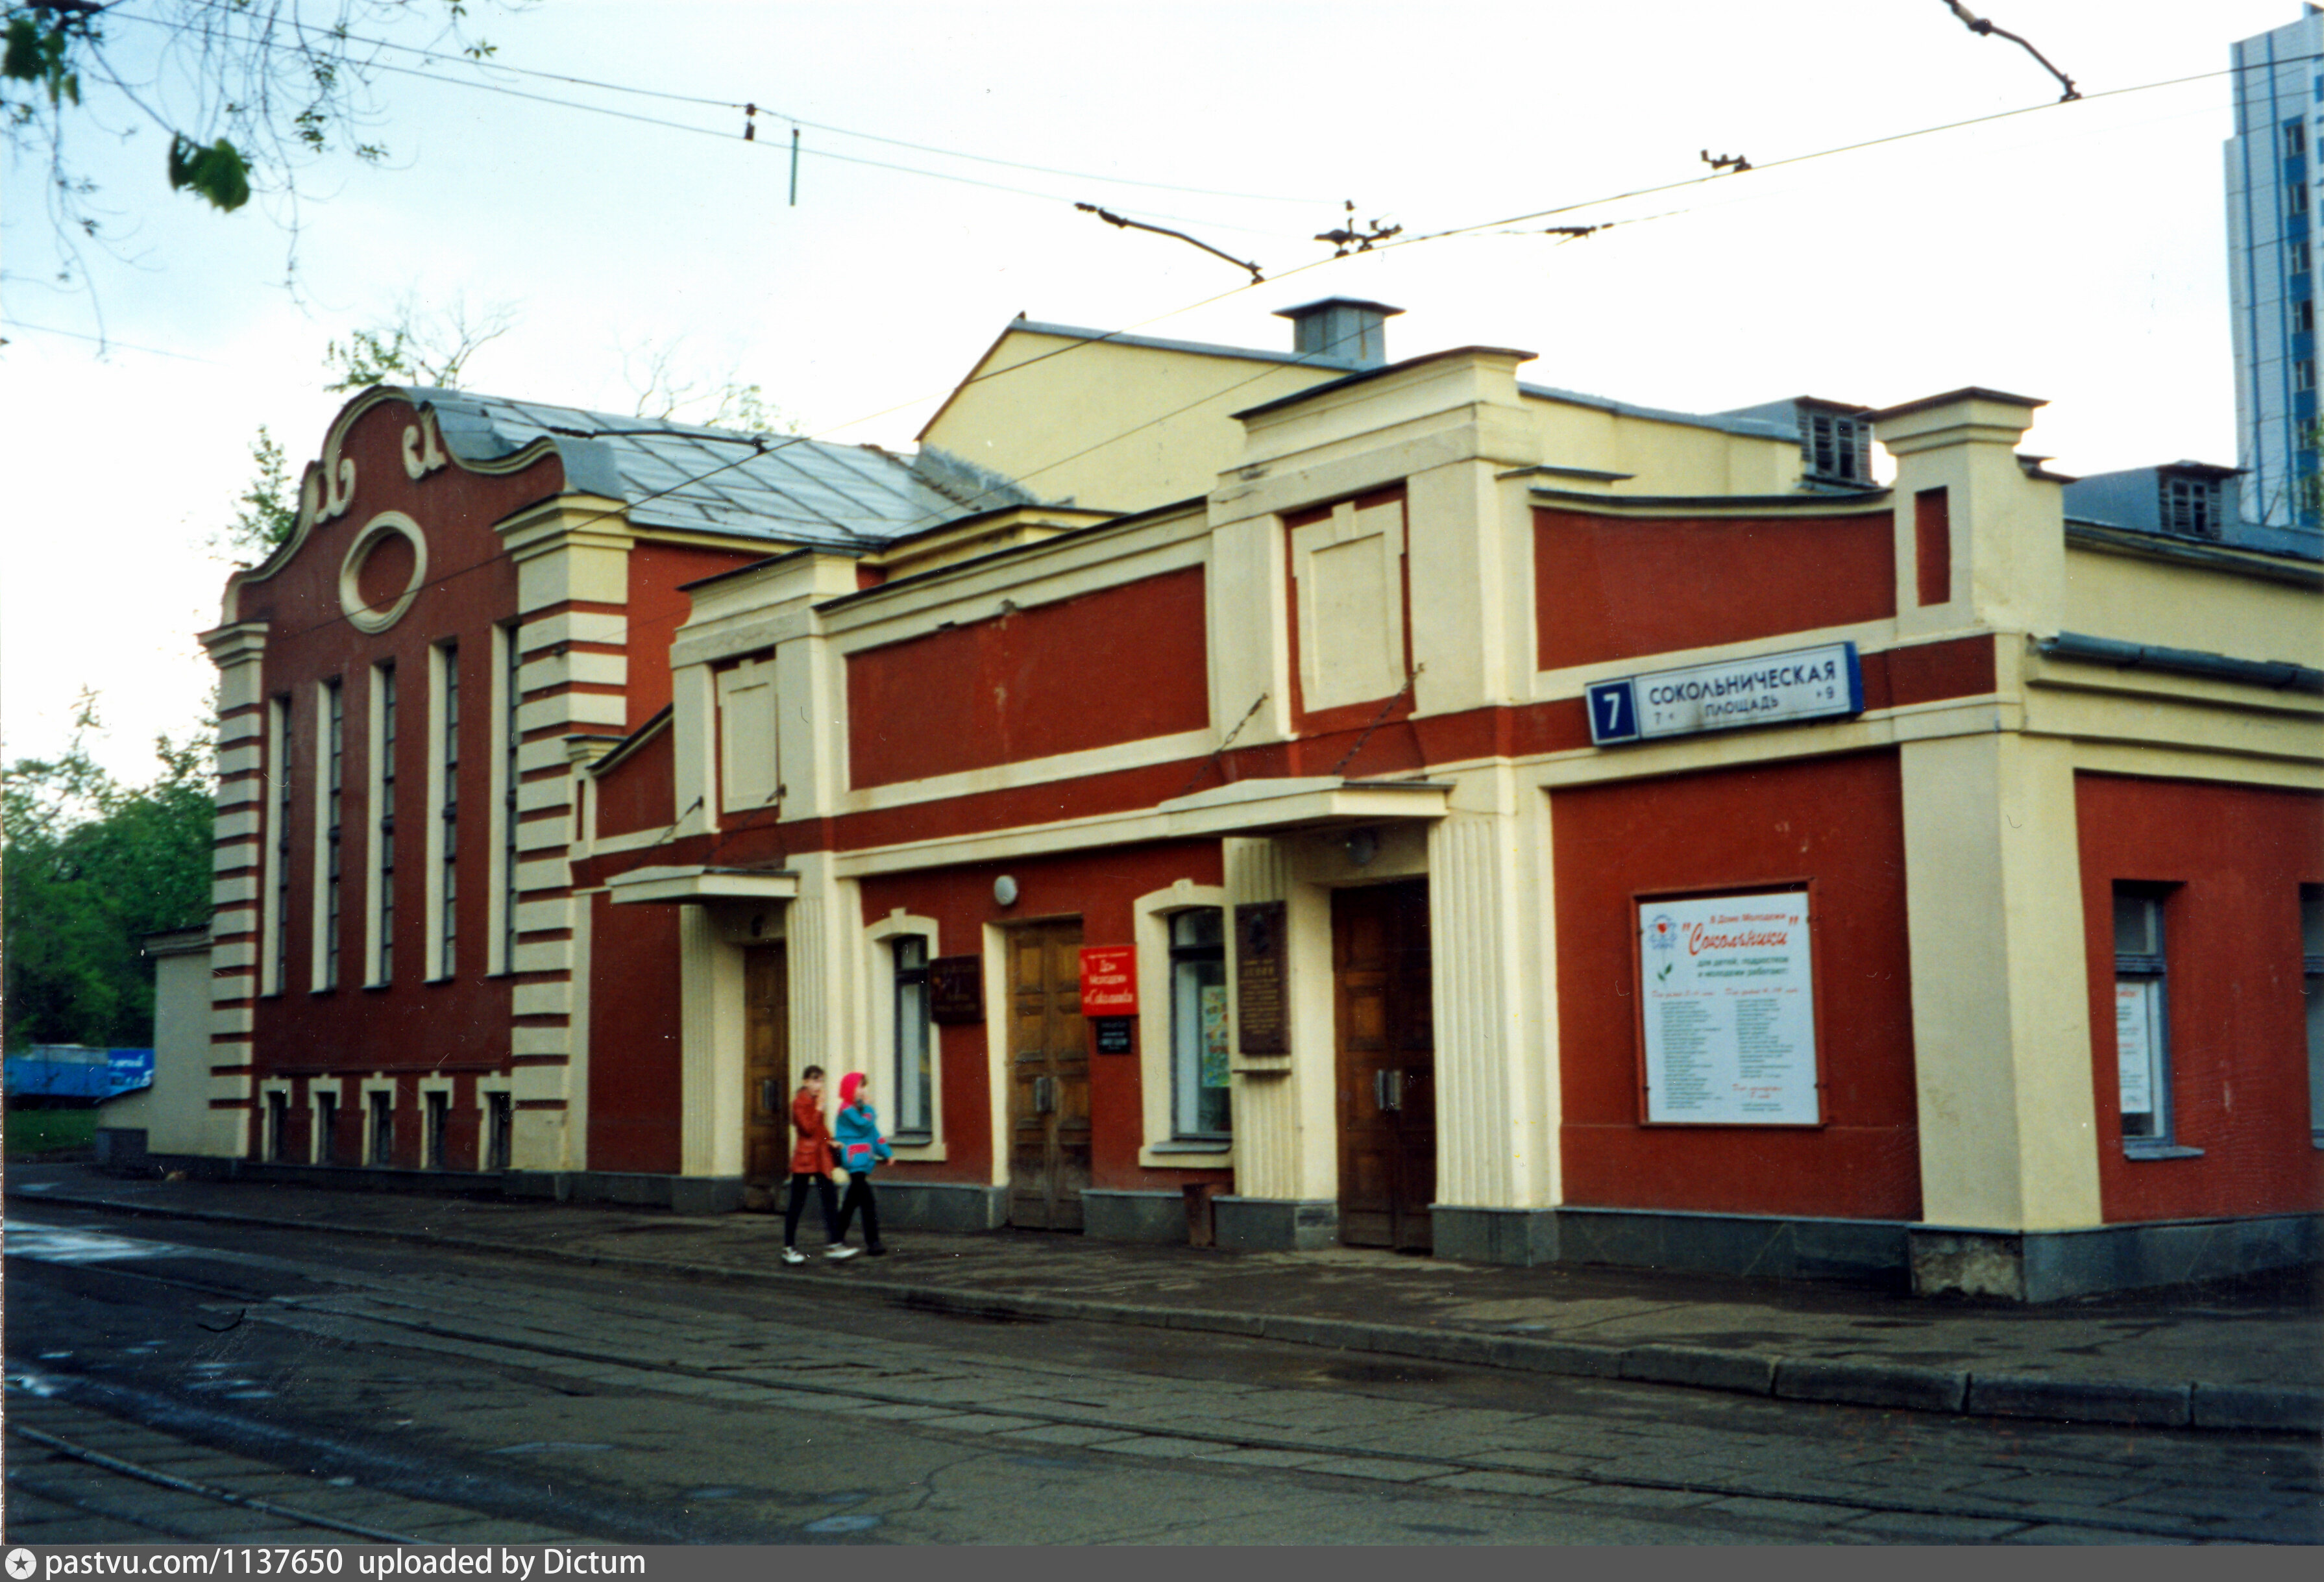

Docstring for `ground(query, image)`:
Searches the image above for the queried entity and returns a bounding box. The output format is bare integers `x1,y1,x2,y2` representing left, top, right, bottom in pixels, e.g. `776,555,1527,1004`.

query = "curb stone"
1966,1376,2192,1428
2188,1383,2324,1433
1776,1357,1970,1414
1618,1345,1779,1395
7,1183,2302,1438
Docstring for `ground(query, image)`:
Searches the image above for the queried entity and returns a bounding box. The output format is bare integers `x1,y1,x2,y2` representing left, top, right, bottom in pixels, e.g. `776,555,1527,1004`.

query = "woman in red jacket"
782,1066,858,1264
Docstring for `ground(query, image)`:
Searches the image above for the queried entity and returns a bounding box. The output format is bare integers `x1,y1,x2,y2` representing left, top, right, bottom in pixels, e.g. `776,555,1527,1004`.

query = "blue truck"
4,1044,154,1107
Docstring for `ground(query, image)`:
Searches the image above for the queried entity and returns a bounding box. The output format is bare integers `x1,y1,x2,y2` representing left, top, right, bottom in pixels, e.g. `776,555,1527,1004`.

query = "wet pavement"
8,1160,2319,1433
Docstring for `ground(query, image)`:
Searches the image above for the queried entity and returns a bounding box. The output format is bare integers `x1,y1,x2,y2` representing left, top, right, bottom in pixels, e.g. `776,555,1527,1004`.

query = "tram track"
8,1424,430,1544
14,1214,2313,1545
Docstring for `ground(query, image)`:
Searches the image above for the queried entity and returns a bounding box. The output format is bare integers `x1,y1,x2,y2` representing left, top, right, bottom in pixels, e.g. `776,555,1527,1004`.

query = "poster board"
1639,892,1820,1124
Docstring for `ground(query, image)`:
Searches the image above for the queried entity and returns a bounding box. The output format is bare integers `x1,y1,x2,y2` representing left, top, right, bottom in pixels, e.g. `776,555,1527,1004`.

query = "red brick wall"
585,889,683,1174
2075,774,2324,1222
853,841,1226,1194
1551,751,1922,1219
847,568,1209,788
1535,508,1896,671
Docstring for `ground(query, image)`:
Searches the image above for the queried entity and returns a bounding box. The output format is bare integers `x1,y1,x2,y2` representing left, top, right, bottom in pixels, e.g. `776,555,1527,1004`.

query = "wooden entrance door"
1007,918,1089,1230
744,943,790,1210
1333,880,1436,1251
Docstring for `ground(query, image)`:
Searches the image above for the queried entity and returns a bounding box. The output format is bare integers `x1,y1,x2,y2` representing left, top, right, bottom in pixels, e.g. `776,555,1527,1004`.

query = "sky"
1,0,2306,781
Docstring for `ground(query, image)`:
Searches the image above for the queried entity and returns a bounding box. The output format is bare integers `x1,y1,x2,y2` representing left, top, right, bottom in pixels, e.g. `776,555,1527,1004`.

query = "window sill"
2124,1143,2205,1161
1140,1140,1231,1168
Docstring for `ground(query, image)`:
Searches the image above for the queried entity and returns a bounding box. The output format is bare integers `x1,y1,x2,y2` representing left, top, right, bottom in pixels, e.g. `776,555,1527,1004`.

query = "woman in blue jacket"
832,1070,892,1255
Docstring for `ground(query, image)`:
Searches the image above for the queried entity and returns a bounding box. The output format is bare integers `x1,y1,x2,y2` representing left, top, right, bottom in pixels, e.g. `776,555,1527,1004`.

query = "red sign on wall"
1079,946,1137,1015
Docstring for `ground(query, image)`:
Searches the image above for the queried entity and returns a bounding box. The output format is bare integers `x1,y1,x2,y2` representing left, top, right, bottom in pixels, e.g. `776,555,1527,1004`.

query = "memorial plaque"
1235,900,1288,1056
928,954,983,1025
1092,1016,1134,1055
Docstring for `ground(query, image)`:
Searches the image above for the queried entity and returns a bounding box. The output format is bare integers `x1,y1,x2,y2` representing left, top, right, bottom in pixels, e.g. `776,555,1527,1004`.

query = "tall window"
321,679,344,991
367,1090,394,1167
315,1091,338,1165
424,1091,450,1170
2298,298,2317,335
2292,180,2310,216
2303,886,2323,1147
501,623,522,974
267,696,292,996
2113,887,2173,1146
2294,239,2314,275
485,1092,513,1172
437,643,460,979
1169,909,1230,1138
2289,119,2309,158
267,1091,290,1163
372,663,397,984
892,936,932,1137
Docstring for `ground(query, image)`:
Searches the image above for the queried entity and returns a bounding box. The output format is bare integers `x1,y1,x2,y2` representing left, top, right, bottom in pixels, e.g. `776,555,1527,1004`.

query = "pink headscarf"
839,1072,867,1107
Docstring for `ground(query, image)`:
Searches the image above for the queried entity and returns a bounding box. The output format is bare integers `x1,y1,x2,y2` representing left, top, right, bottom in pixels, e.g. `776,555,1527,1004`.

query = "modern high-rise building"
2227,7,2324,549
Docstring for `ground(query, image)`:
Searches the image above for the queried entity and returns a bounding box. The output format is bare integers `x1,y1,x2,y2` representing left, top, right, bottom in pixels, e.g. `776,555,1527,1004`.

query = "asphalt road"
6,1202,2318,1545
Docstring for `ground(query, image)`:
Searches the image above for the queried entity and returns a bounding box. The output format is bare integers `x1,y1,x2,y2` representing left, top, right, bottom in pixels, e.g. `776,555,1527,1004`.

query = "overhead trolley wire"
103,4,1328,208
185,47,2286,651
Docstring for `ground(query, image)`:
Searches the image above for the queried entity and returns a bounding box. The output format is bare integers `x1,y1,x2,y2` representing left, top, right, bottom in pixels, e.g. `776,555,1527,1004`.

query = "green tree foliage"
3,694,215,1050
4,2,506,277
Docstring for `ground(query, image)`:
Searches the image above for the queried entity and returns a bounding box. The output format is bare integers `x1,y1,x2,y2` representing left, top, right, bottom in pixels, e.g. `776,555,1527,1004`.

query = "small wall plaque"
929,954,983,1024
1235,900,1288,1055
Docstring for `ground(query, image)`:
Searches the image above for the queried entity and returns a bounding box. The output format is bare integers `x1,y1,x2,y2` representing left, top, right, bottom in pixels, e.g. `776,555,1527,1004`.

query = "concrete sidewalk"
8,1161,2319,1435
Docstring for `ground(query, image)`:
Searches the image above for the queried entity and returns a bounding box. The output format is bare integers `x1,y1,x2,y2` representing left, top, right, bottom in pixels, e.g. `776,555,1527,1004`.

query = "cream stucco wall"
920,330,1348,513
2063,542,2323,667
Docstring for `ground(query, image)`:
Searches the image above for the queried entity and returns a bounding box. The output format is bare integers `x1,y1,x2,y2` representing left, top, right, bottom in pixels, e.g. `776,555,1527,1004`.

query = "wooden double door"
1333,880,1436,1251
744,944,790,1210
1008,918,1090,1230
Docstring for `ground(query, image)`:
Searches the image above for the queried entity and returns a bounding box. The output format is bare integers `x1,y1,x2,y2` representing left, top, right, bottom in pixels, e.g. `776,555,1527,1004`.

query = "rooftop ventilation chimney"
1273,298,1404,370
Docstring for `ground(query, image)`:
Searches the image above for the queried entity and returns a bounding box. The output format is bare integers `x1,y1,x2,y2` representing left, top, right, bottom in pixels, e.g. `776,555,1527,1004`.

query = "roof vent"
1273,298,1404,370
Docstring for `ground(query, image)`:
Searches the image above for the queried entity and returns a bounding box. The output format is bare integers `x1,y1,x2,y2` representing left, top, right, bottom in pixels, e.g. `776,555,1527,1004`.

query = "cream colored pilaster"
670,661,718,836
782,851,864,1108
1901,731,2101,1230
200,621,267,1157
1225,837,1336,1201
1426,768,1557,1209
678,903,745,1178
1203,511,1293,748
1878,390,2064,641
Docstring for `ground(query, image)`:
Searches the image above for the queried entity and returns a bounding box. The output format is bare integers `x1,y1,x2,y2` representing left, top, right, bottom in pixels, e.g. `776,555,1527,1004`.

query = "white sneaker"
781,1246,806,1265
825,1245,860,1261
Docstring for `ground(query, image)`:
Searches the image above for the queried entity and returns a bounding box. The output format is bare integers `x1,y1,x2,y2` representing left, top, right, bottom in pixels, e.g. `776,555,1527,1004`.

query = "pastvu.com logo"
8,1547,39,1579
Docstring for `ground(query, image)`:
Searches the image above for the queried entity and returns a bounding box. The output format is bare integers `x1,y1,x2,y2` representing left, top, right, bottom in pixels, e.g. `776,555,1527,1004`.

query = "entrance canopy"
1156,777,1450,839
605,865,800,906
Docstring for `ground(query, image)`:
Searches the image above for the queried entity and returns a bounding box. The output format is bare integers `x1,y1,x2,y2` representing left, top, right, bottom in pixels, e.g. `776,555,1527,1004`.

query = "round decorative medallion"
339,512,429,633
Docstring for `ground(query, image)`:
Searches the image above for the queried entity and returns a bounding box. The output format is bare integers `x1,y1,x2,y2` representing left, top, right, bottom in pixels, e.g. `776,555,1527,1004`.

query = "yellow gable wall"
920,330,1349,513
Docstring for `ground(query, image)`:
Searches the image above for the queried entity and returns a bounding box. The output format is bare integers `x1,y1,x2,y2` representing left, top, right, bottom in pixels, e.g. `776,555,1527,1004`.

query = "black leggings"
835,1174,882,1250
783,1172,838,1246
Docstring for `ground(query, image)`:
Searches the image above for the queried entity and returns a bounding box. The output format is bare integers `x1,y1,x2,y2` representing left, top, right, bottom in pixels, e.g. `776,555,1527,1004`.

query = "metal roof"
405,388,1031,549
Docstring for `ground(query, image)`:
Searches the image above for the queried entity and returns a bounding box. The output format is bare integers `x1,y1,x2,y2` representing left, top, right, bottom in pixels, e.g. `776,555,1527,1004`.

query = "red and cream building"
153,301,2321,1301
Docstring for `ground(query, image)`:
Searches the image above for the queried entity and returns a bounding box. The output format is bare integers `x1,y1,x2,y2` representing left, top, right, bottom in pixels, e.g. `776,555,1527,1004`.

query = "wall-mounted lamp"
994,874,1020,908
1344,828,1380,867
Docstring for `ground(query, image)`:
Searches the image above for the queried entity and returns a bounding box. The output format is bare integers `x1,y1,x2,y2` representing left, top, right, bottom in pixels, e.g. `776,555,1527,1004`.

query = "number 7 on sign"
1587,678,1640,745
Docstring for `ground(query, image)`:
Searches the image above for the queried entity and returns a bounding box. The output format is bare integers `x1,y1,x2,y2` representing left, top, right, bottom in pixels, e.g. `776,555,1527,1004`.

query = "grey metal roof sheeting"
404,387,1031,548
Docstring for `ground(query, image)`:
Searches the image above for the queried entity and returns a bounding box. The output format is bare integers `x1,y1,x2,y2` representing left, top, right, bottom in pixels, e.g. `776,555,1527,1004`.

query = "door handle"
1373,1069,1403,1113
760,1078,779,1117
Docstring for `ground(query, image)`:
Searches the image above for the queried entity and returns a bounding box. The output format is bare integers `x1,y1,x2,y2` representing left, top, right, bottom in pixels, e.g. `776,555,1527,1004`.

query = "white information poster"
1641,893,1820,1124
2115,982,2155,1117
